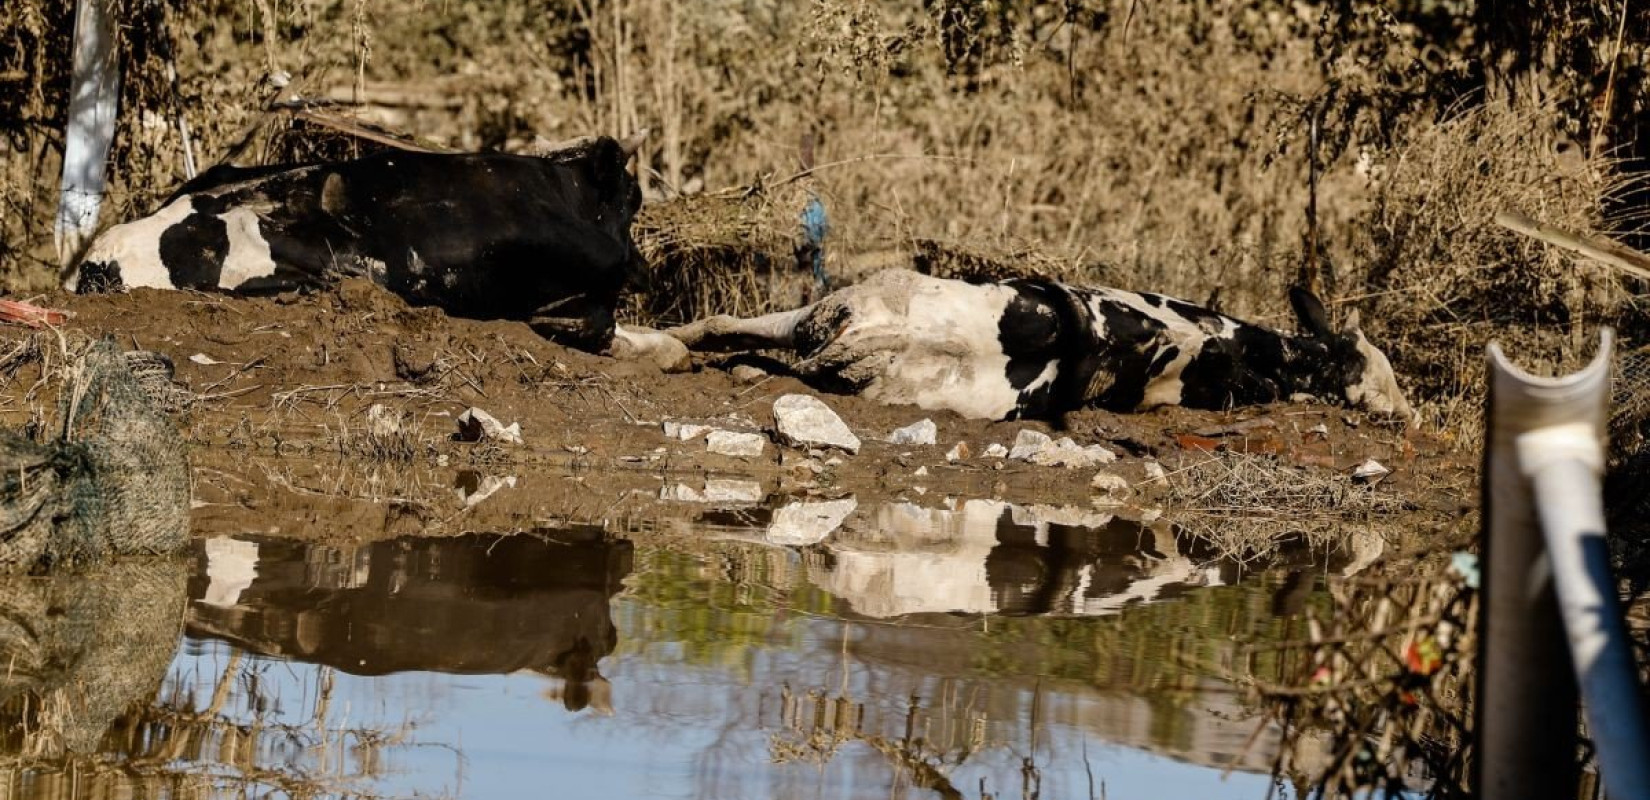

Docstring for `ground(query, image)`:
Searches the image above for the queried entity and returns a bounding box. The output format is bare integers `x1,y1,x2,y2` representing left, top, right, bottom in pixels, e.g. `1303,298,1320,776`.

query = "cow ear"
1289,286,1333,338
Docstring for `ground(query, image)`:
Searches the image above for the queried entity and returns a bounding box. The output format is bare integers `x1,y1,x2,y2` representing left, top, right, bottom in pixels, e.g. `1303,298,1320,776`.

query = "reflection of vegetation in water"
613,545,839,669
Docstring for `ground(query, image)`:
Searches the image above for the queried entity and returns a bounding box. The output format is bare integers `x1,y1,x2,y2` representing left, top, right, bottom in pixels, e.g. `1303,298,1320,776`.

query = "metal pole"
1481,329,1650,800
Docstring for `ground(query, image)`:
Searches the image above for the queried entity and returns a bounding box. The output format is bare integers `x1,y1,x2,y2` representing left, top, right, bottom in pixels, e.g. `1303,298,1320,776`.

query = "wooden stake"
1494,211,1650,282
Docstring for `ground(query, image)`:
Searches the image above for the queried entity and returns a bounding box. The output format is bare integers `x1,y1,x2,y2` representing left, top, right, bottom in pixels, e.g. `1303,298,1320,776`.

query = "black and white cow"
667,269,1413,421
63,133,688,370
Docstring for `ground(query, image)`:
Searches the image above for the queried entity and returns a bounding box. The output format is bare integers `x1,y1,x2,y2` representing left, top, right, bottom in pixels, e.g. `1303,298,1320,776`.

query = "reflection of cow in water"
187,530,632,712
804,501,1374,618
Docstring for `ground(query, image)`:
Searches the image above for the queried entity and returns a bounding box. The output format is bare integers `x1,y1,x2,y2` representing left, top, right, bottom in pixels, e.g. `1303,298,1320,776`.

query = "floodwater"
0,484,1365,800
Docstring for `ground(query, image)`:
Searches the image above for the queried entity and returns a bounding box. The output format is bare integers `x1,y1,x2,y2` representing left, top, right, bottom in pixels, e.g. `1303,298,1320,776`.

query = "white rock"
946,442,970,462
1090,472,1131,504
983,443,1009,458
663,420,712,441
1352,458,1391,482
706,430,766,457
1008,429,1053,461
729,364,769,384
887,419,937,446
456,407,523,445
1009,430,1117,468
913,466,929,477
1142,460,1168,482
1034,442,1117,468
772,394,861,453
766,498,858,546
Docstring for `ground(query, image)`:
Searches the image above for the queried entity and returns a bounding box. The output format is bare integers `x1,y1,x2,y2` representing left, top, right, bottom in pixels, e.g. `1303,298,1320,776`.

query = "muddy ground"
0,281,1476,547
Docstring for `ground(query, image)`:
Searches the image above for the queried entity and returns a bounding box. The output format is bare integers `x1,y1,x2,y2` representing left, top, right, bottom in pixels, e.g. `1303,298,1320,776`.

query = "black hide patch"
74,260,124,293
997,286,1062,391
158,210,229,288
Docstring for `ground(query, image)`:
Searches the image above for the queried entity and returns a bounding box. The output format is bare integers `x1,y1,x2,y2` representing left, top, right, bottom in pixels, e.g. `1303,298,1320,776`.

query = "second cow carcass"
64,132,687,370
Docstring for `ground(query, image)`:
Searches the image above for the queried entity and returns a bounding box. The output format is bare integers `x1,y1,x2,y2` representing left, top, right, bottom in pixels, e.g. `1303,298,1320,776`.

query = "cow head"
1290,287,1415,423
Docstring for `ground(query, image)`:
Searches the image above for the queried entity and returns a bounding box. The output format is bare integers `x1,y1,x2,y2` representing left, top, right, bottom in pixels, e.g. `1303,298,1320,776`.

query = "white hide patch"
69,195,193,290
215,205,278,289
819,270,1025,420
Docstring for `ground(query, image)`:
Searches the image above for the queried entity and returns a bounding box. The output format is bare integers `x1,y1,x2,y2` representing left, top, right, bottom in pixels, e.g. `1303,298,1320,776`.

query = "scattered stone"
1008,430,1116,468
766,498,858,546
1008,429,1053,461
825,456,845,467
1306,423,1330,441
983,443,1009,458
1090,472,1131,505
706,430,766,457
662,420,713,441
1342,416,1360,428
729,364,769,385
772,394,861,453
946,441,971,462
565,445,589,455
887,419,937,446
455,407,523,445
1142,460,1168,483
1351,458,1391,483
913,466,929,477
188,353,222,366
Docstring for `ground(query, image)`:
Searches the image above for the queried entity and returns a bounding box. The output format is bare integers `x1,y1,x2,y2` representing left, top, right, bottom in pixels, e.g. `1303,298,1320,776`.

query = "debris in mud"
983,443,1009,458
455,472,518,507
1352,458,1392,483
772,394,861,454
1008,429,1117,468
455,407,523,445
364,403,402,439
887,419,937,446
706,429,766,457
946,441,970,462
766,498,858,546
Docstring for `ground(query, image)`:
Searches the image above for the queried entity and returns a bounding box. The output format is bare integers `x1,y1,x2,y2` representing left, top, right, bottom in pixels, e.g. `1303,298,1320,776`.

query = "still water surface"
1,494,1354,799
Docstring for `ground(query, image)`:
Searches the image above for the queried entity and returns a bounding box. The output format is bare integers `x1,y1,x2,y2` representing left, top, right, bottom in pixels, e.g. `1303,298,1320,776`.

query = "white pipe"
1486,329,1650,800
56,0,121,266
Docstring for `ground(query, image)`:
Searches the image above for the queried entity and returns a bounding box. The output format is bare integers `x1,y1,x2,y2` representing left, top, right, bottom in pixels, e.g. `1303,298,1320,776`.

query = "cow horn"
618,128,649,158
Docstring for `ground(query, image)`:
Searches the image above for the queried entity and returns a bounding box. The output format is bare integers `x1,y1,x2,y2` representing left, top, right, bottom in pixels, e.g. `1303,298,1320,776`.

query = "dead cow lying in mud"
668,269,1413,421
63,133,688,371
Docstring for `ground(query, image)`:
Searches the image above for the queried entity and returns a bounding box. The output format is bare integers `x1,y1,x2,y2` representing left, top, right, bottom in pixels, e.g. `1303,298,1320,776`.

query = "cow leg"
666,306,814,352
607,324,691,373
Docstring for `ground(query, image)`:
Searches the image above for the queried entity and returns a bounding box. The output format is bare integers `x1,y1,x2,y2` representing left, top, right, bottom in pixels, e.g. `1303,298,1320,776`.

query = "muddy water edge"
0,286,1477,798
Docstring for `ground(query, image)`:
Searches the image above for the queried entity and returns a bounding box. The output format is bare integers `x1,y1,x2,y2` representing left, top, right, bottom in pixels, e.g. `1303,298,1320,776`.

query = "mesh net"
0,338,190,572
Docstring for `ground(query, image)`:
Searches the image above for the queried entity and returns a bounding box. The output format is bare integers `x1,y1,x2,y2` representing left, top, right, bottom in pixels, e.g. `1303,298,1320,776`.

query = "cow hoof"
610,325,692,373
